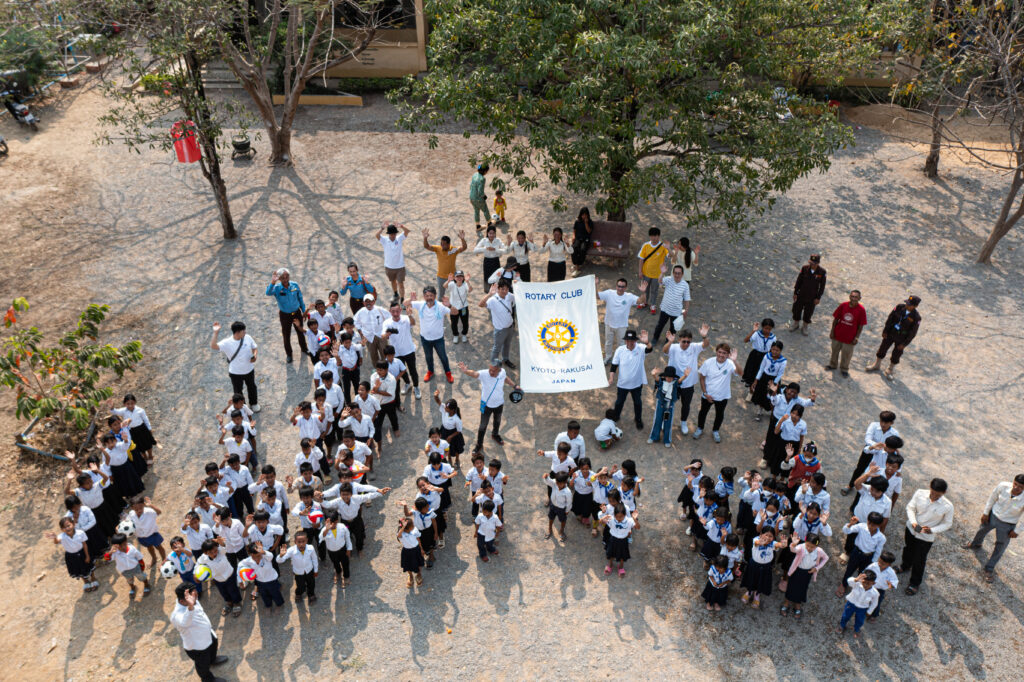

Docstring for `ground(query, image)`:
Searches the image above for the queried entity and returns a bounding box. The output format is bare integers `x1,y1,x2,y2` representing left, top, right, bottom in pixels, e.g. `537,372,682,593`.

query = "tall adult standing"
469,163,492,233
209,321,260,412
458,361,520,452
473,224,506,286
422,228,468,292
354,293,388,366
962,474,1024,582
386,300,421,398
609,329,653,431
694,342,740,443
652,264,691,343
339,262,376,315
866,296,922,379
409,286,456,383
170,584,229,682
662,325,711,436
899,478,954,595
827,290,867,376
597,277,641,364
570,206,594,276
635,228,670,313
376,223,411,303
480,280,516,369
790,254,826,335
265,268,307,363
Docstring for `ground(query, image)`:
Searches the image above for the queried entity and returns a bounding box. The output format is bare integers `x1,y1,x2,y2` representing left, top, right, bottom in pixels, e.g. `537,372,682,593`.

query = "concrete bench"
586,220,633,261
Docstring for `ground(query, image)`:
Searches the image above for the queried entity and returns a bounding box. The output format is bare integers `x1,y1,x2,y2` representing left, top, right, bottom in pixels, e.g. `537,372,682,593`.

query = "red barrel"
171,120,201,163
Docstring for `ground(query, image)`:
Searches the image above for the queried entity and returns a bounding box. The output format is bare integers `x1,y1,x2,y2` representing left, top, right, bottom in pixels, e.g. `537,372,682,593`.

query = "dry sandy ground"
1,85,1023,681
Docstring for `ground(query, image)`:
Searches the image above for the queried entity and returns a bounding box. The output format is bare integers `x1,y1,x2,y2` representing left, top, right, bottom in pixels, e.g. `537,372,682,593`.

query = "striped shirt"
659,277,691,317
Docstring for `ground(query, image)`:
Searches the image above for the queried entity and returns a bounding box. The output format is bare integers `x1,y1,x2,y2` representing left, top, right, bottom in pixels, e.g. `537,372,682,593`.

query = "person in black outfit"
790,254,827,335
570,206,594,275
866,296,922,379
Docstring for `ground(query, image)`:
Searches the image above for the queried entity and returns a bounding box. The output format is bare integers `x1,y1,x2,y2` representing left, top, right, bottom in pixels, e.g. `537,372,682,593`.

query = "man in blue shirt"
265,268,308,363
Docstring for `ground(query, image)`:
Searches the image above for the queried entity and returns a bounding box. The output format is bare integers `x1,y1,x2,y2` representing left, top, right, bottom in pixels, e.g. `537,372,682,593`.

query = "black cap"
623,330,638,341
509,389,524,403
662,366,678,378
386,224,398,234
809,254,821,263
906,295,921,306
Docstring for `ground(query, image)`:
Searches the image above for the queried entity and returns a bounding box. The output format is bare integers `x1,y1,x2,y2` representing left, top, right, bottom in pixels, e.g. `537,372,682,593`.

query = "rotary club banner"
514,275,608,393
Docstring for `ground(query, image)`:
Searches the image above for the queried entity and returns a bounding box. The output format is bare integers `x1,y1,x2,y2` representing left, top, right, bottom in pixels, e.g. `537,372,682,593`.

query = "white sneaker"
461,334,467,343
251,404,261,413
681,423,689,435
402,382,411,395
646,438,654,444
452,336,460,345
414,387,421,399
712,431,721,443
692,428,703,440
665,442,672,448
685,525,692,535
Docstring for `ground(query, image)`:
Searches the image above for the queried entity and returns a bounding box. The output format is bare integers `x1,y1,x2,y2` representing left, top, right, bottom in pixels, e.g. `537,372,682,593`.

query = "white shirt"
295,447,324,474
308,310,336,333
843,522,886,562
315,357,342,382
218,334,257,375
248,481,290,510
323,492,382,521
323,383,345,411
192,504,219,528
294,414,324,441
238,554,278,582
68,507,96,532
104,438,132,467
184,524,215,552
475,492,504,508
475,513,504,541
866,562,899,592
129,507,160,538
245,523,283,549
387,357,407,379
380,233,406,269
74,483,105,509
291,501,324,529
755,354,787,383
466,467,487,493
510,240,535,264
319,524,353,552
487,268,521,286
486,293,516,330
196,550,235,583
439,405,463,433
354,306,386,343
411,508,436,531
771,393,815,420
699,357,738,401
400,529,422,549
794,486,831,513
280,544,319,574
594,418,619,442
215,518,246,553
339,415,375,440
486,472,506,496
473,237,506,257
424,463,455,486
844,578,880,611
113,545,144,573
170,600,215,652
371,372,397,405
542,240,572,262
384,315,416,356
598,290,637,328
355,394,380,419
666,342,703,389
854,487,893,521
658,277,691,317
605,515,635,539
864,422,900,468
883,473,903,499
905,489,955,542
983,482,1024,531
778,418,808,442
748,330,777,354
611,344,649,389
478,369,507,409
225,438,253,465
543,452,576,474
554,432,586,460
112,406,152,430
446,282,470,310
572,470,596,494
412,300,450,341
58,529,87,553
546,478,573,509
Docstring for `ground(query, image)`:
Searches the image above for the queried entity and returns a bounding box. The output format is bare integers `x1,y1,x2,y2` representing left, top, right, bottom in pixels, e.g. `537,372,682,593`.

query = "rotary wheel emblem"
538,318,578,354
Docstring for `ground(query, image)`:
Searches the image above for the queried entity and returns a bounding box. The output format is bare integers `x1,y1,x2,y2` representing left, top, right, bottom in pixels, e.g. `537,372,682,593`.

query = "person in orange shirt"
636,227,669,313
422,228,468,292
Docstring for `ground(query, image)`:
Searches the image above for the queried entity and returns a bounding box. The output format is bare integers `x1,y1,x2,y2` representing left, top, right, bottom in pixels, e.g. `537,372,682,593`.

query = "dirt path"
1,87,1022,681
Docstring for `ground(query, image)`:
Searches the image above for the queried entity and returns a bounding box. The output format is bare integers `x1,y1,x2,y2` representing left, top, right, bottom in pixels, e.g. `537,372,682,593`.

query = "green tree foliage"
394,0,913,225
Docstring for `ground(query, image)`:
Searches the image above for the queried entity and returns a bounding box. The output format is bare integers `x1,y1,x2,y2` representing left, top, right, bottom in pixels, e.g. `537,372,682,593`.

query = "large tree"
394,0,912,226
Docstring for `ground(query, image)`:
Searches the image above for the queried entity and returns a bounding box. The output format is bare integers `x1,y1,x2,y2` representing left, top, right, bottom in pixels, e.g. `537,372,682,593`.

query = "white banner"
515,275,608,393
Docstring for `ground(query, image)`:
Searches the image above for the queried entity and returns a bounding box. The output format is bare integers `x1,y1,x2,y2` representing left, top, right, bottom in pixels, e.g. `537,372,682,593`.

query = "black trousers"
328,547,350,578
678,385,695,422
792,299,816,323
185,635,219,682
475,404,504,451
547,261,566,281
900,528,933,588
450,308,469,336
341,367,360,405
519,263,531,282
652,311,676,344
229,370,258,407
847,449,874,489
612,386,643,423
697,397,729,431
278,309,308,358
293,571,316,598
346,515,367,551
374,402,399,438
876,335,910,364
398,352,420,387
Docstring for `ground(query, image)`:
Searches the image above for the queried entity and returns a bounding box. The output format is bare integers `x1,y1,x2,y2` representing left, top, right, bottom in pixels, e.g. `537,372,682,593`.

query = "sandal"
984,571,995,583
604,566,612,575
415,574,423,586
142,586,151,596
222,605,232,616
128,589,137,599
618,568,626,578
779,605,789,615
232,605,242,617
793,608,802,619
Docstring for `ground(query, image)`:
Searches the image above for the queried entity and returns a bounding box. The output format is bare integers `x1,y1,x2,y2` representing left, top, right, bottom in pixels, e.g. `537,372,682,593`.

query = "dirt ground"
1,84,1023,681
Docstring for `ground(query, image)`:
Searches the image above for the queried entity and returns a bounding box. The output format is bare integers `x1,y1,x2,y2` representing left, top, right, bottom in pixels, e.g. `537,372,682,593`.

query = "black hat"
504,257,518,268
662,366,678,378
509,389,524,403
623,330,638,341
386,224,398,234
809,254,821,263
906,295,921,306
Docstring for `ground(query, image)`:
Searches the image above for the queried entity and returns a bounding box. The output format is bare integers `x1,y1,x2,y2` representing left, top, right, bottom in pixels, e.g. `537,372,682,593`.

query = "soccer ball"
160,560,178,579
238,567,256,584
117,518,136,537
307,509,324,525
193,564,212,583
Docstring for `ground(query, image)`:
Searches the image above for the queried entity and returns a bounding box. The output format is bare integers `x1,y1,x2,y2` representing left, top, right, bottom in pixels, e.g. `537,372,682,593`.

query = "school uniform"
741,331,776,386
424,439,451,463
171,550,203,595
435,408,465,461
741,541,778,595
324,492,383,552
846,422,900,489
475,513,503,558
714,476,735,510
542,451,576,500
198,550,241,605
849,488,892,557
130,507,163,548
592,480,614,521
765,417,807,476
214,517,247,567
841,523,886,584
423,462,455,510
720,544,743,579
75,478,118,538
279,544,319,599
784,543,828,604
245,524,284,562
474,492,504,524
546,479,572,524
314,356,342,387
763,393,814,458
751,354,787,411
865,561,898,617
594,418,622,446
794,486,831,516
105,433,145,500
839,578,879,633
571,471,596,519
290,501,326,559
691,498,716,541
223,465,255,517
67,507,107,559
542,239,571,281
238,555,283,607
320,524,353,579
701,565,733,606
113,404,156,459
466,467,487,516
371,371,399,436
225,437,256,471
604,514,635,561
400,529,425,572
701,518,732,562
410,508,437,556
112,545,146,582
58,530,93,580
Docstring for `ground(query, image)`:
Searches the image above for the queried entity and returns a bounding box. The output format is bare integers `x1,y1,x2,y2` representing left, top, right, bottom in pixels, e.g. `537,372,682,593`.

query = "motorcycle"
1,82,40,131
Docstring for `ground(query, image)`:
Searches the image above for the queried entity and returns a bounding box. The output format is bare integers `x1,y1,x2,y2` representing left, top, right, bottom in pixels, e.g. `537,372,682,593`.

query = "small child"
239,543,284,608
197,539,242,616
741,528,786,609
434,391,465,468
220,425,255,471
181,510,215,554
781,532,828,618
591,467,615,538
424,428,451,463
423,452,457,513
398,518,425,587
702,554,734,611
492,189,506,223
474,499,503,562
128,494,167,564
720,533,743,581
414,477,447,549
677,459,704,525
865,551,898,621
486,459,509,520
112,393,158,462
701,507,732,564
110,532,151,600
837,570,879,637
278,530,319,603
473,480,504,529
46,517,96,592
64,494,107,562
213,506,247,567
537,443,577,502
594,409,623,449
168,536,201,596
601,503,635,577
319,511,354,586
648,366,687,446
544,471,572,540
838,511,886,595
399,498,437,569
465,453,488,516
714,466,737,510
570,458,596,527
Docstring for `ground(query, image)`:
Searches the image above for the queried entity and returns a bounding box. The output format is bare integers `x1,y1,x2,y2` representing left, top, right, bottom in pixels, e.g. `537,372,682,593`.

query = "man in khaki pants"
826,290,866,377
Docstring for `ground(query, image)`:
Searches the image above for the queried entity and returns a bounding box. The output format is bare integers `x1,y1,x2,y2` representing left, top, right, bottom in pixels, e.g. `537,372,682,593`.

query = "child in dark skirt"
689,487,719,552
399,498,437,569
64,495,108,561
600,489,623,551
434,392,466,469
571,458,596,526
781,533,829,618
750,341,786,418
702,555,734,611
677,459,704,524
112,393,158,463
741,528,785,609
600,504,635,578
700,507,732,565
398,518,425,587
741,318,776,389
47,517,97,592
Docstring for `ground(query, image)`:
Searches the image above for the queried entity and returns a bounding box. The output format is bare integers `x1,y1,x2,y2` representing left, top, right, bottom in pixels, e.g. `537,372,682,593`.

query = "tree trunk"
977,167,1023,263
605,161,628,222
924,106,942,179
203,148,237,239
269,127,293,166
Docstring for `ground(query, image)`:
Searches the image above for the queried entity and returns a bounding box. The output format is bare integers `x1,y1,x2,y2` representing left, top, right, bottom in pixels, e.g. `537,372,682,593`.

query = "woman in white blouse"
542,227,573,281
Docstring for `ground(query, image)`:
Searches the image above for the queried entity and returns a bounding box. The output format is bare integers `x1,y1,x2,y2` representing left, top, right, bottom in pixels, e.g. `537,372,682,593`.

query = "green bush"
0,27,54,91
140,72,175,93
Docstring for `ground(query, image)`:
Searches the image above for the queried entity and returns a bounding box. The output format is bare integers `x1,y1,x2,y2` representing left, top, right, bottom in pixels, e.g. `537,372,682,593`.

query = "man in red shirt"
827,290,867,376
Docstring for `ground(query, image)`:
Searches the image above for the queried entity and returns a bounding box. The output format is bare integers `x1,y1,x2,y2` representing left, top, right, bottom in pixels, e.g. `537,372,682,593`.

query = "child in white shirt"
474,499,503,562
46,517,96,591
110,531,151,600
594,409,622,449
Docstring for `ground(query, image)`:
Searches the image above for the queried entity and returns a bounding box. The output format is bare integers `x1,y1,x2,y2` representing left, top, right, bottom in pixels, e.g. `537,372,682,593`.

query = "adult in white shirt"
354,294,388,366
457,361,520,453
480,279,517,368
170,584,228,682
209,321,259,412
662,325,710,435
609,329,653,430
694,342,740,442
652,264,692,343
384,300,420,397
473,224,507,286
445,271,472,344
409,287,456,383
597,277,640,363
541,228,573,282
376,222,411,301
841,411,899,495
963,474,1024,580
506,230,537,281
899,478,953,594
